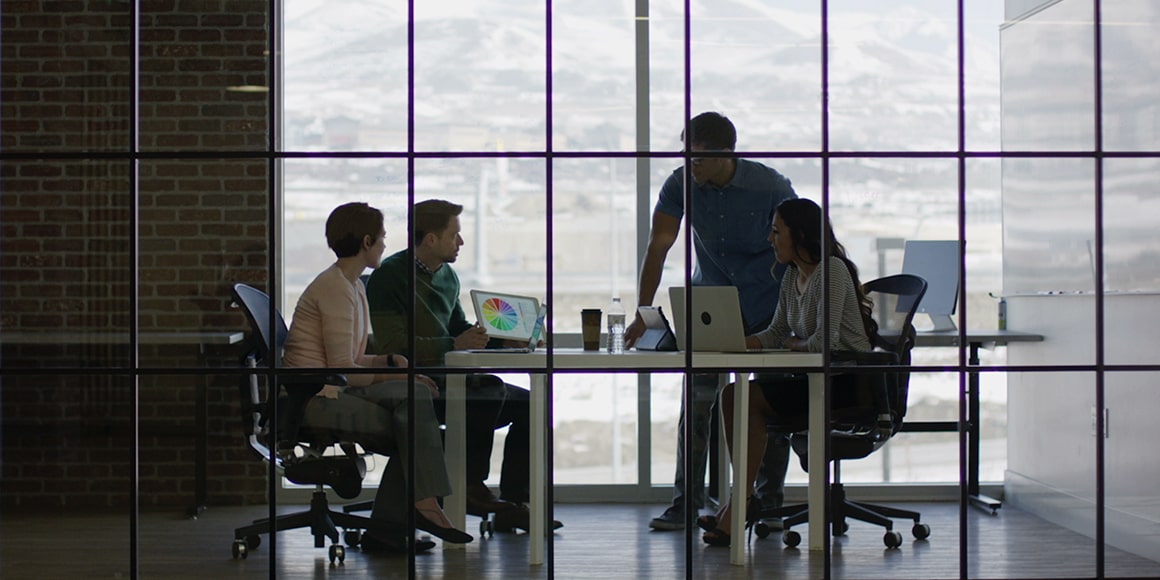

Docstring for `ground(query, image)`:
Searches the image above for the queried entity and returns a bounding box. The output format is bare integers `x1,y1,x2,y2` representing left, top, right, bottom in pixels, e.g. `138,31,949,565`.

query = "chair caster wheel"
232,539,248,559
884,530,903,548
782,530,801,548
755,521,771,539
329,544,345,564
480,517,495,538
344,530,362,547
912,522,930,540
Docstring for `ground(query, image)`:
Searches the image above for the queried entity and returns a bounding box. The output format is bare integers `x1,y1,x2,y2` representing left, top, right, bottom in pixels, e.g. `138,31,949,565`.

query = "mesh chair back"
230,283,288,364
863,274,927,428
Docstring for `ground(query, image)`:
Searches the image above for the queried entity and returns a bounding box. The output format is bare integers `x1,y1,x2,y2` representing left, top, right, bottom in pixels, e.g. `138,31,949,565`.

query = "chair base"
235,488,375,551
342,498,504,539
756,481,929,548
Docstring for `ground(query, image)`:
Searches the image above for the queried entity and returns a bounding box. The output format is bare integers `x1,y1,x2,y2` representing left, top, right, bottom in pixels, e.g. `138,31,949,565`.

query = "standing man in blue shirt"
624,111,798,531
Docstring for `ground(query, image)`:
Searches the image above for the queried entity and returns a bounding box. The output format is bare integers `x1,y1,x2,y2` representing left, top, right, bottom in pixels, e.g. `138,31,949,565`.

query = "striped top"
752,255,872,353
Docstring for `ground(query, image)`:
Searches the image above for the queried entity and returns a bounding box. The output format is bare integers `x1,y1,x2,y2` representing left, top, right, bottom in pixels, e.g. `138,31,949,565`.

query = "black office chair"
757,273,929,549
229,283,375,564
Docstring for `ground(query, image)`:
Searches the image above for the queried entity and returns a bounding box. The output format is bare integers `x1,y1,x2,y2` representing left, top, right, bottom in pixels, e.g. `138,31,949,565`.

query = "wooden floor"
3,502,1159,579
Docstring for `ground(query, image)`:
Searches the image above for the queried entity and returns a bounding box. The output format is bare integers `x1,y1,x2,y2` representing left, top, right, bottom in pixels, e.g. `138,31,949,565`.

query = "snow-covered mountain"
280,0,1002,155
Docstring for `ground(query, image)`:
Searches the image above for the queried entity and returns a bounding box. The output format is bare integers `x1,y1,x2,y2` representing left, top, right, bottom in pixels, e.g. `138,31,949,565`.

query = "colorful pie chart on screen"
481,297,520,331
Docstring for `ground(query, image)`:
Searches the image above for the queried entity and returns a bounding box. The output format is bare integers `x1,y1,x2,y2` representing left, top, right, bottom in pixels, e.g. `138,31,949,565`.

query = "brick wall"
2,0,274,510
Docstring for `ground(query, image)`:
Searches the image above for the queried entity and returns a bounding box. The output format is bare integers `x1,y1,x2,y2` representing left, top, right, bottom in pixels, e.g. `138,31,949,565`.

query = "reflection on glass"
413,1,547,152
409,158,548,304
551,373,639,485
0,161,131,368
688,1,823,152
1101,3,1160,152
1104,158,1160,300
829,0,964,152
965,157,1004,329
1105,371,1160,574
1,17,129,153
283,1,407,152
141,3,270,152
1004,370,1098,579
139,159,269,367
1001,0,1095,152
552,158,638,330
552,2,637,152
1002,158,1097,294
0,374,132,577
283,158,410,312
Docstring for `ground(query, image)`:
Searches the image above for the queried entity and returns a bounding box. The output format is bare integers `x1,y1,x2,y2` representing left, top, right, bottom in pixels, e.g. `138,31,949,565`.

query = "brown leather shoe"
466,483,518,516
493,504,564,533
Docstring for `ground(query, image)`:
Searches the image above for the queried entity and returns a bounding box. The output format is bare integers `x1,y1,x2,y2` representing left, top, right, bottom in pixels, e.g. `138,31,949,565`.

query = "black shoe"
493,505,564,533
466,483,519,516
414,510,474,544
702,528,731,547
360,531,436,554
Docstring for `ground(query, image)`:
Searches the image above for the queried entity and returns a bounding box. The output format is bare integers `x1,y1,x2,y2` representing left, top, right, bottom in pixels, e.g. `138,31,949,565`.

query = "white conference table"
443,348,824,566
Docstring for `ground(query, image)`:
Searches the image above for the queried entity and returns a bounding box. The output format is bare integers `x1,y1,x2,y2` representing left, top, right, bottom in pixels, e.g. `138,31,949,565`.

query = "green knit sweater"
365,249,475,367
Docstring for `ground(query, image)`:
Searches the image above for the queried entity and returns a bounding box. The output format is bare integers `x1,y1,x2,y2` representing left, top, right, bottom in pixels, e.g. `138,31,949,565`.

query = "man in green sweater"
366,199,560,533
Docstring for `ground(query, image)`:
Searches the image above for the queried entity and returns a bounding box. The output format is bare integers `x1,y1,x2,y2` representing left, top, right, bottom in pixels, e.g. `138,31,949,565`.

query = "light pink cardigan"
283,264,379,387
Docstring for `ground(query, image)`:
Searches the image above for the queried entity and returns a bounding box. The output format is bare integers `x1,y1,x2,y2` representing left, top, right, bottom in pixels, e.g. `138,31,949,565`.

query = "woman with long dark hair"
701,198,877,547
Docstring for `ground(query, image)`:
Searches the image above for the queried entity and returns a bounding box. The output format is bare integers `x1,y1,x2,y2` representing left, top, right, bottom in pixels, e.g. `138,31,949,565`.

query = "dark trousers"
670,372,790,513
434,374,532,503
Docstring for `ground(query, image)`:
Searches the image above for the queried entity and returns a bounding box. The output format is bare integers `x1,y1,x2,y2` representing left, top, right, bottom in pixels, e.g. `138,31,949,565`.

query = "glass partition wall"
3,0,1159,579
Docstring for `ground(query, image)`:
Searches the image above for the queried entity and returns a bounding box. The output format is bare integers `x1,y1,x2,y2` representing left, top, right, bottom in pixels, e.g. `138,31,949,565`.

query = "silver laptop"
466,304,546,353
668,286,785,353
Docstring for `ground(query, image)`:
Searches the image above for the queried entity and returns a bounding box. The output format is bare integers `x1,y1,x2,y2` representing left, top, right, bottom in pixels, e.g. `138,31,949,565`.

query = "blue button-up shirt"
655,158,797,334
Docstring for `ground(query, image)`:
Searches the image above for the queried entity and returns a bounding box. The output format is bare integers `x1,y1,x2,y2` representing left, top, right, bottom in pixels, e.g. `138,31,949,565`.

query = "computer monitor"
901,240,962,331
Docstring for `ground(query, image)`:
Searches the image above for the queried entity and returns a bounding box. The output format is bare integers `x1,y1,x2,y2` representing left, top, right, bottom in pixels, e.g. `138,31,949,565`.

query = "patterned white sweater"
752,255,872,353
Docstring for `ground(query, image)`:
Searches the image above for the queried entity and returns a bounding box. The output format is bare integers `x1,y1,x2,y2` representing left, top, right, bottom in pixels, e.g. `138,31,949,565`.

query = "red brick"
42,1,87,13
17,44,63,58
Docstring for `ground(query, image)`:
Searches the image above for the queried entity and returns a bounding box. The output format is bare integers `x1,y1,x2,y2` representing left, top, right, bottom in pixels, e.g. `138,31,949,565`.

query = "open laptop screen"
468,290,542,341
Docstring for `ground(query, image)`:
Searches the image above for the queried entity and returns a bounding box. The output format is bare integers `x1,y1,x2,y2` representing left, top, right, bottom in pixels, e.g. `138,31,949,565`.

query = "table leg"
188,380,208,519
530,374,546,566
729,372,748,565
808,371,825,550
967,342,1002,514
188,344,209,519
712,374,729,510
444,374,468,550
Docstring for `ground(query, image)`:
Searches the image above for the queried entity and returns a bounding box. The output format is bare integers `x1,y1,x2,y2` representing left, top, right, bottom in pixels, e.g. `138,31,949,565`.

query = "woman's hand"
315,385,341,399
784,336,808,351
744,335,763,350
374,353,410,368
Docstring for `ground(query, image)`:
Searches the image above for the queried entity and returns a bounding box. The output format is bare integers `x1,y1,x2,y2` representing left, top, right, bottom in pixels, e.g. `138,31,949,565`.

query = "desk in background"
904,329,1043,513
2,330,245,517
443,348,824,566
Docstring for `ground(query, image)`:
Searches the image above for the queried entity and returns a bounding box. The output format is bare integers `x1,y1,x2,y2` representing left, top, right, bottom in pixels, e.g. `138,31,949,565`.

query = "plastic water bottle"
607,297,626,354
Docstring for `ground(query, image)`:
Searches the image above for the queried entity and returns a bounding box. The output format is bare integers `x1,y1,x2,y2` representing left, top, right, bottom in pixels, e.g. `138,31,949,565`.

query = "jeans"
669,372,790,513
